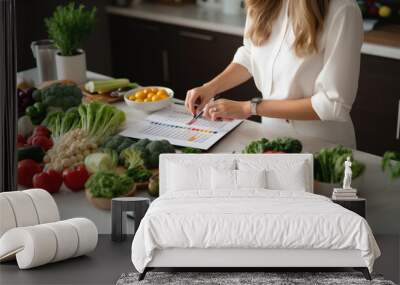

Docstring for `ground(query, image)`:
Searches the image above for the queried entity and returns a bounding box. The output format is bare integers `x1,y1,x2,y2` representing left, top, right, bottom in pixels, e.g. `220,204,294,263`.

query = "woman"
185,0,363,147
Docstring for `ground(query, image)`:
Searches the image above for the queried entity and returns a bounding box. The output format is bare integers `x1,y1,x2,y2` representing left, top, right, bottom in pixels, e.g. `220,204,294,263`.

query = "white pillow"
237,169,266,189
238,159,310,192
211,168,266,190
167,160,235,191
211,168,236,190
266,162,309,191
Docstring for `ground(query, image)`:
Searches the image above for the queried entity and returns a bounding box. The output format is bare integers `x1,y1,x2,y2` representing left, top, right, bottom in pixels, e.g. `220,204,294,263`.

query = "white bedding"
131,190,380,273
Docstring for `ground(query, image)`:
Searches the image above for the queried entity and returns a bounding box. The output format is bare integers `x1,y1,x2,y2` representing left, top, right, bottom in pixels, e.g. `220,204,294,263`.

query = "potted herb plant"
382,151,400,181
45,3,96,84
313,146,365,197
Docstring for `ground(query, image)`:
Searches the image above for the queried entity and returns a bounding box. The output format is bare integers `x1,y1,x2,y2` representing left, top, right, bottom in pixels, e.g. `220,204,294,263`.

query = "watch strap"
250,97,262,116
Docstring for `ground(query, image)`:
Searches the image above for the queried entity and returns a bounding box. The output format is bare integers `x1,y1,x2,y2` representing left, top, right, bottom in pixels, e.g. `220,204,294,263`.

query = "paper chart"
119,104,242,149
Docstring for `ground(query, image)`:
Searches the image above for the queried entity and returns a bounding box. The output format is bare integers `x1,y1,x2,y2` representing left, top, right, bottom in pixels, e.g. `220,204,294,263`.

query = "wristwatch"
250,97,263,116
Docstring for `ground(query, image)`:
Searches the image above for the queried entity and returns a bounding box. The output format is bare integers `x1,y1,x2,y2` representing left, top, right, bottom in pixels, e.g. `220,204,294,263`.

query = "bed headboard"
159,153,314,196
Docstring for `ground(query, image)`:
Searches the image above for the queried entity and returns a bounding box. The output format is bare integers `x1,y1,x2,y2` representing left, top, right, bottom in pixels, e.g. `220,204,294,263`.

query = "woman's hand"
185,84,216,116
203,99,251,121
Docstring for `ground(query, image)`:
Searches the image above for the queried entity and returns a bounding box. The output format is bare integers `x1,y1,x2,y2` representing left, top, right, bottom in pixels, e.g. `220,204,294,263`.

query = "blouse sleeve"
311,4,363,122
232,14,252,73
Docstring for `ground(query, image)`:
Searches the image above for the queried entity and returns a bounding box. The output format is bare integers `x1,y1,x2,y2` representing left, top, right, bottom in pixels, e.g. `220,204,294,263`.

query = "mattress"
131,190,380,273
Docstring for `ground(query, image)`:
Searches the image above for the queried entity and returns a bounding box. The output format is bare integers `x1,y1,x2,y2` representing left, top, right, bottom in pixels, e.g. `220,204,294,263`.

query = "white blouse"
233,0,363,147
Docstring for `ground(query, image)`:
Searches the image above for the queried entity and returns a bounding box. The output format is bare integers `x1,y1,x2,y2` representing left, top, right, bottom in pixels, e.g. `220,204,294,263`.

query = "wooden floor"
0,235,398,285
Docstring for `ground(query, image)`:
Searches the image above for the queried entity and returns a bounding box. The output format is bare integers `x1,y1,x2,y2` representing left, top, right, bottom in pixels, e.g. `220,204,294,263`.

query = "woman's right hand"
185,84,216,116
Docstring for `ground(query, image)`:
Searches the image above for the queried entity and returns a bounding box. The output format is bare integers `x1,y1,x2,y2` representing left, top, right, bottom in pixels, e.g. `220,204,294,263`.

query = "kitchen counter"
106,3,245,38
106,3,400,60
58,99,400,236
17,69,400,236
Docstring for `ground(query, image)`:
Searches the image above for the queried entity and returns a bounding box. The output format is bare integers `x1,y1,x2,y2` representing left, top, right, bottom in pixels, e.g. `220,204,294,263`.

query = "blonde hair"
245,0,330,57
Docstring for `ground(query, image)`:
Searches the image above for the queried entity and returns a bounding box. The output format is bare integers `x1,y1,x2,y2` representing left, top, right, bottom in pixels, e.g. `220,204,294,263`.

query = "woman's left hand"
203,99,251,121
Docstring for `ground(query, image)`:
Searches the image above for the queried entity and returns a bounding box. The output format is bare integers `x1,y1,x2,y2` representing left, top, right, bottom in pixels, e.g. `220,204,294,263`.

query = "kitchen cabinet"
109,15,399,155
109,16,165,86
109,15,260,104
350,54,400,155
166,25,260,102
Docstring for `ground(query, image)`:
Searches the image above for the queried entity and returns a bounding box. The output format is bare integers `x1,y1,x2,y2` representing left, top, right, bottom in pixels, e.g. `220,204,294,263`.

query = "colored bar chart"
119,105,243,150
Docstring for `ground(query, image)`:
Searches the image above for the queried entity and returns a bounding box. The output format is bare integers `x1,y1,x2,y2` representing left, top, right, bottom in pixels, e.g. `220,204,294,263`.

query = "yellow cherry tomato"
150,87,158,93
157,90,169,99
128,95,136,101
135,98,144,103
142,89,149,94
144,98,151,103
151,95,161,102
135,91,146,100
147,92,156,99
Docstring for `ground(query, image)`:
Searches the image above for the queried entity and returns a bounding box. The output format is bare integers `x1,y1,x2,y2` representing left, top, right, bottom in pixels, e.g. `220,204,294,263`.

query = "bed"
131,154,381,280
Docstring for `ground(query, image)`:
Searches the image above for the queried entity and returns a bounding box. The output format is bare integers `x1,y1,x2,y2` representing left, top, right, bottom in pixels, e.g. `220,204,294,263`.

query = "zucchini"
17,145,45,162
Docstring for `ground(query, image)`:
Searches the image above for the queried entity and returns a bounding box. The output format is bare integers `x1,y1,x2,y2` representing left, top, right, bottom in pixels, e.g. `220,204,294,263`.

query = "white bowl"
124,86,174,112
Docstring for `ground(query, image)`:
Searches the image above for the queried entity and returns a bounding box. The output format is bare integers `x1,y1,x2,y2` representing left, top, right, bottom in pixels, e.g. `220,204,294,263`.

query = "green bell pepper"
25,102,47,125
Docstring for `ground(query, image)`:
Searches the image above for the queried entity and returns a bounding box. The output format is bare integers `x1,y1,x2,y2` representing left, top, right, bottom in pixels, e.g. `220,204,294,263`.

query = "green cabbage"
84,153,116,173
78,101,126,144
86,172,133,198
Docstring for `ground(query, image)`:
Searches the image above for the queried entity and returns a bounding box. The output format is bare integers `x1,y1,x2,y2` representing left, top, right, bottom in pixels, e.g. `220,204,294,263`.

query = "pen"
187,94,223,125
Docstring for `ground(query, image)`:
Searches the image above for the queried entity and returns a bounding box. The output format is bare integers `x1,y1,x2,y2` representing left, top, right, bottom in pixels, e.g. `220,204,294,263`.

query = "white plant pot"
55,49,87,84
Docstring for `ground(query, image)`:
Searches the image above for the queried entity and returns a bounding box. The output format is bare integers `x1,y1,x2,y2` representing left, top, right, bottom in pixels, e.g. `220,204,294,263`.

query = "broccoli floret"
125,166,152,183
120,139,175,170
242,138,269,153
145,140,175,169
133,138,151,150
120,147,145,169
35,83,82,111
266,137,302,153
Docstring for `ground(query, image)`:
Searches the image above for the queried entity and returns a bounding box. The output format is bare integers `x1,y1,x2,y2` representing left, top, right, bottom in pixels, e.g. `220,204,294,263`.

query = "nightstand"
332,198,366,218
111,197,150,242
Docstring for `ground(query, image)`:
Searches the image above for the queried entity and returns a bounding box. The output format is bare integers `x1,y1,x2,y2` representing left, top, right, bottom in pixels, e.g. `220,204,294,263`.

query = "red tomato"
33,126,50,138
27,136,33,145
18,159,42,187
63,165,90,192
31,136,53,151
33,170,63,193
17,134,26,144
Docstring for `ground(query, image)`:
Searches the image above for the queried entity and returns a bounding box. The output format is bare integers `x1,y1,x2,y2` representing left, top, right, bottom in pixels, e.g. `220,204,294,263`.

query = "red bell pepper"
33,126,50,138
30,135,53,151
33,170,63,194
63,164,90,192
18,159,42,187
264,150,286,154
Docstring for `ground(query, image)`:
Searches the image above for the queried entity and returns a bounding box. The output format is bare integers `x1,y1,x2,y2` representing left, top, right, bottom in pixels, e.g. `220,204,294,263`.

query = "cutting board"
81,88,123,104
38,79,124,104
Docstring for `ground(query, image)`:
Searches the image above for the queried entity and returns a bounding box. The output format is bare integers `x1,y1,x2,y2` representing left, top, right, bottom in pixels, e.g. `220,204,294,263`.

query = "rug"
116,272,396,285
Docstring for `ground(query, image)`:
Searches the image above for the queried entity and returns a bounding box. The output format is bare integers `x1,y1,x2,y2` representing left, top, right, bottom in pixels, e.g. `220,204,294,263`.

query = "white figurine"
343,156,352,190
